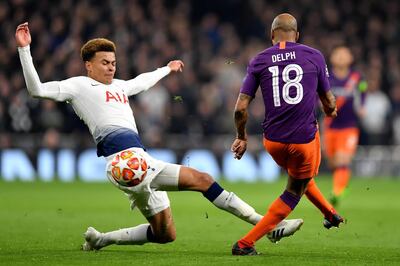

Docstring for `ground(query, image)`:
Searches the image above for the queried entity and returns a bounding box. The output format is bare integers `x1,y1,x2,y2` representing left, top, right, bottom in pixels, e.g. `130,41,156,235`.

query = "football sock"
146,225,156,242
305,178,336,218
238,190,300,247
333,166,350,196
99,224,150,247
203,182,262,225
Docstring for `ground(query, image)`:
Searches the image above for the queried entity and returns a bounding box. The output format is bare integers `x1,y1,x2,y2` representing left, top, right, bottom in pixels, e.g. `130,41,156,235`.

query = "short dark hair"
80,38,116,62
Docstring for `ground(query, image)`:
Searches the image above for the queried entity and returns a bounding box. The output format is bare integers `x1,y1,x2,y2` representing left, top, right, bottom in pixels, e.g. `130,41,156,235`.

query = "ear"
85,61,92,72
296,32,300,42
271,30,274,43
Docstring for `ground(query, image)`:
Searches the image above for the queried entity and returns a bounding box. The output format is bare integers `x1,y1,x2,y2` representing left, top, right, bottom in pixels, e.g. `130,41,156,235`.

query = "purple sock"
279,190,301,210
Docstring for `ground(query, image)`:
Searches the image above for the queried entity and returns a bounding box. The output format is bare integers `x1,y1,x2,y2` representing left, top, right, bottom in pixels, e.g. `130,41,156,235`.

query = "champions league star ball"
110,150,148,187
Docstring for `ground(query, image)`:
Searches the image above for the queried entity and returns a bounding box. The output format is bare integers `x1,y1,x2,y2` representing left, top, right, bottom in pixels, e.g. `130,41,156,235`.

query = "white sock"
99,224,150,247
212,190,262,225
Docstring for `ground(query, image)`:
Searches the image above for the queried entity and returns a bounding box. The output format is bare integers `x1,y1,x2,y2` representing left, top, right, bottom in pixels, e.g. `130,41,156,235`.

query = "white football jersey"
18,46,171,142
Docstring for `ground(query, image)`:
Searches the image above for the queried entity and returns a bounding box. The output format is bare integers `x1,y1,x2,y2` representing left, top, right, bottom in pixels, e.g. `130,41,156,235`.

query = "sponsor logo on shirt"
105,91,128,104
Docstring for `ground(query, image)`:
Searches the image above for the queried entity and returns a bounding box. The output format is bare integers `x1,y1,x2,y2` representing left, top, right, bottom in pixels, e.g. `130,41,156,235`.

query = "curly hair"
80,38,116,61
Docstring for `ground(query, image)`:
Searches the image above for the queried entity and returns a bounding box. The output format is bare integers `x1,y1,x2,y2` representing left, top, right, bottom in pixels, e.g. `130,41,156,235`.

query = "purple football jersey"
240,41,331,143
326,70,366,129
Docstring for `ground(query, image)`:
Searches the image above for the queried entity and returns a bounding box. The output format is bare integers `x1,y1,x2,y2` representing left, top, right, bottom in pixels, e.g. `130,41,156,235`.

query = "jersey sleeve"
18,45,75,101
239,59,260,97
315,51,331,94
122,66,171,96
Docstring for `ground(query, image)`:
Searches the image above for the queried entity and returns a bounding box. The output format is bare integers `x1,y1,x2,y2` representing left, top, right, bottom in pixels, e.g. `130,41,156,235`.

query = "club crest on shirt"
105,90,128,104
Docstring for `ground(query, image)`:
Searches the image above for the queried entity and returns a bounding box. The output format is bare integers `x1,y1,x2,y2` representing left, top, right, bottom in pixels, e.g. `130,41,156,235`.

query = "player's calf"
146,208,177,244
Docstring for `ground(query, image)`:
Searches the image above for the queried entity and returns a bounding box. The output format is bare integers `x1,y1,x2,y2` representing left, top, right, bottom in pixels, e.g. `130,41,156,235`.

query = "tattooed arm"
231,93,253,159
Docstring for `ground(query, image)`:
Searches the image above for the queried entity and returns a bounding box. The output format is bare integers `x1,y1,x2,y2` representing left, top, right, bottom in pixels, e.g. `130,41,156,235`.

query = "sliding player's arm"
124,60,184,96
16,22,73,101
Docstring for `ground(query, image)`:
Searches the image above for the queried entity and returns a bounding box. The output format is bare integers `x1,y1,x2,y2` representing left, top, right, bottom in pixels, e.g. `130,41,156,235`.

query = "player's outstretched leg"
82,224,151,251
232,177,308,255
232,190,300,255
177,166,303,242
82,208,176,251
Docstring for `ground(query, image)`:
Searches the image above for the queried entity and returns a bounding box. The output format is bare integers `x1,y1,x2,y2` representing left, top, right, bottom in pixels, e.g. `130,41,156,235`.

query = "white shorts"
105,148,181,218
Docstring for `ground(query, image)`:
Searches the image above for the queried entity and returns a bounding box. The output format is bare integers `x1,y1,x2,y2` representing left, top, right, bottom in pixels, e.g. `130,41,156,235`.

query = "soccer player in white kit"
15,22,302,250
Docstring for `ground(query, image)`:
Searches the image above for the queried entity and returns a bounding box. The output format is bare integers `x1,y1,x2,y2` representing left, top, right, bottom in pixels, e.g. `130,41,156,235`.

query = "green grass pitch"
0,177,399,265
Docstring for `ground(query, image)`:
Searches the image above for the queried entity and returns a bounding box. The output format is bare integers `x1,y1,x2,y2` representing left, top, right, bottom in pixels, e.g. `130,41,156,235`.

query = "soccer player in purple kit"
230,13,344,255
324,46,367,205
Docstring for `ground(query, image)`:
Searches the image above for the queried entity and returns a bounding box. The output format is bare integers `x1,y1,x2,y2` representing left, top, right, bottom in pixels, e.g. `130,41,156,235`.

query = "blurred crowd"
1,0,400,151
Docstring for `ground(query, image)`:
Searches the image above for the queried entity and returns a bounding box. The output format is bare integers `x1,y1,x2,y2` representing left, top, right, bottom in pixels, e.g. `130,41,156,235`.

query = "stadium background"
1,0,400,179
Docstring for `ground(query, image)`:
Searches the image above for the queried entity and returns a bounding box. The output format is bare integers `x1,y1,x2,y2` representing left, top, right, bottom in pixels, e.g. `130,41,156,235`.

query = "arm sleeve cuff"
17,45,31,52
158,66,171,76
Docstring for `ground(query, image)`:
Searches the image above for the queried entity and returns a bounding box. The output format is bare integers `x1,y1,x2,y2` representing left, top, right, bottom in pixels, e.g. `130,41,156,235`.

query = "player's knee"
197,171,214,190
165,231,176,243
151,223,176,244
154,231,176,244
179,167,214,191
333,153,352,167
287,177,310,196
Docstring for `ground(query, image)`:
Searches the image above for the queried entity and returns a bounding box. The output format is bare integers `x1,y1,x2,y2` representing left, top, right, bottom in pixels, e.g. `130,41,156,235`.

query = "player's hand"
325,106,337,118
167,60,184,73
231,138,247,160
15,22,31,47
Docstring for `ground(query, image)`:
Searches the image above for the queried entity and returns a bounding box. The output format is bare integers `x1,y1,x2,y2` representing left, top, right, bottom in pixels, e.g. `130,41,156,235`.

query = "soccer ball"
110,150,148,187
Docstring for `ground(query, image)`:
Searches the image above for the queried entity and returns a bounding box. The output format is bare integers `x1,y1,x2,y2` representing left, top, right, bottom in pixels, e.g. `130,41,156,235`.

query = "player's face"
85,52,116,85
330,47,353,68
